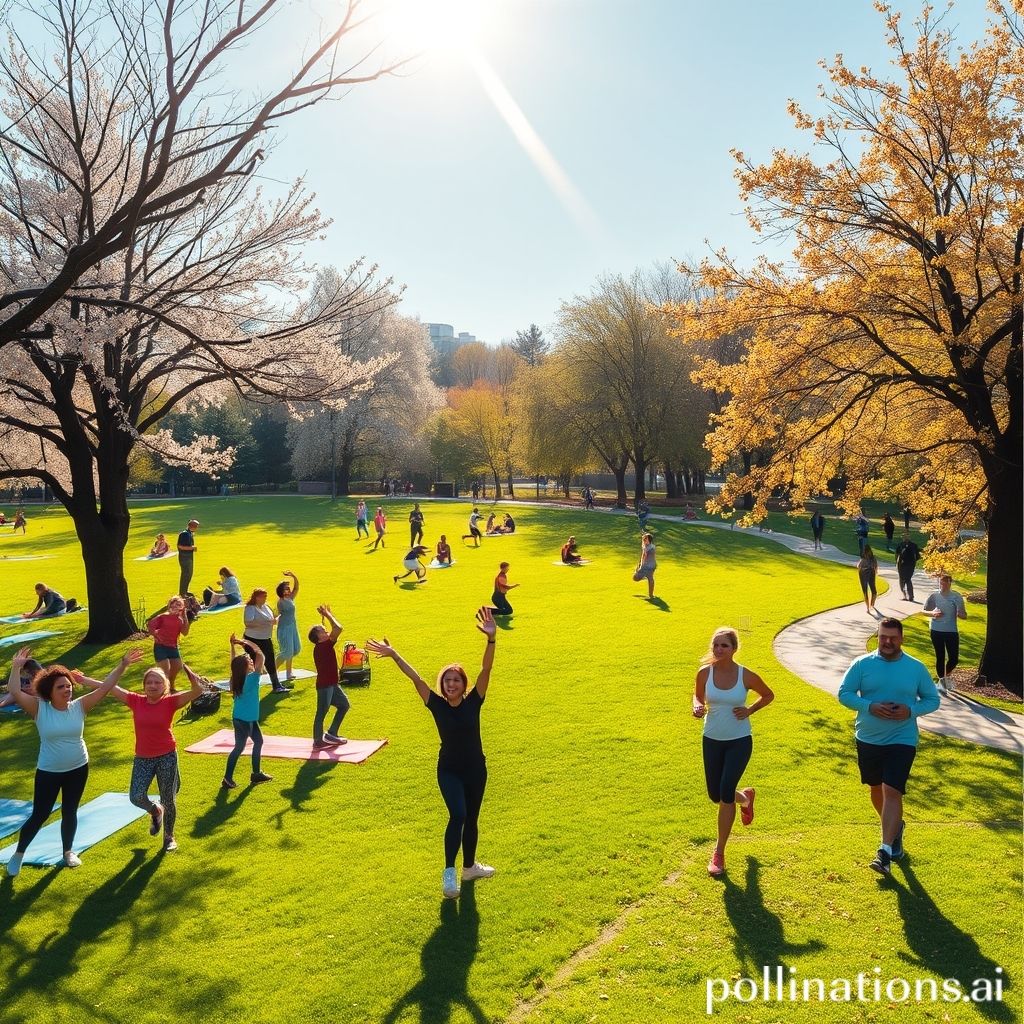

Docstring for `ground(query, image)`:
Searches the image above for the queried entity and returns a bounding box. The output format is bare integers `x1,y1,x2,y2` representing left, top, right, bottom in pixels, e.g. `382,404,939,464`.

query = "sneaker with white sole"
6,851,24,877
869,847,892,876
707,849,725,877
149,805,164,837
461,862,496,881
164,838,178,852
64,851,82,868
323,733,348,745
891,820,906,861
442,866,460,899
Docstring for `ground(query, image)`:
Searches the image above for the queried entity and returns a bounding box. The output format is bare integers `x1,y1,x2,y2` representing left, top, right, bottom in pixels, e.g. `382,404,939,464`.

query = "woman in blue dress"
275,571,301,683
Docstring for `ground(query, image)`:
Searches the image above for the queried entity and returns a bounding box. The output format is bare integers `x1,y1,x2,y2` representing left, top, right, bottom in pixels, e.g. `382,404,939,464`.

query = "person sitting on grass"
149,534,170,558
0,656,42,709
395,545,430,584
223,634,273,789
204,567,242,608
309,604,350,749
22,582,69,619
485,512,498,534
684,502,699,521
561,536,583,565
501,513,516,534
462,508,483,547
435,535,453,566
490,562,518,616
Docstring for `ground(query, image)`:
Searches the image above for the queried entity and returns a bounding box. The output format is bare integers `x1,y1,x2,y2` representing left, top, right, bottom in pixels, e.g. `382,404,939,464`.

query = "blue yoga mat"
0,792,148,865
0,631,60,649
0,608,87,626
199,602,240,616
0,798,58,840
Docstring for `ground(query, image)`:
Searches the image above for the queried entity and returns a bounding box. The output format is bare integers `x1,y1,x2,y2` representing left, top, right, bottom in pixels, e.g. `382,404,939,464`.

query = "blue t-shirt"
232,671,261,723
838,651,939,746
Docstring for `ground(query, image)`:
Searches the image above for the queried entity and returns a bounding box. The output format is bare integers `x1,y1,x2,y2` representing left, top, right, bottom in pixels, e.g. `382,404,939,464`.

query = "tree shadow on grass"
269,759,337,829
722,856,825,973
380,882,484,1024
891,861,1013,1022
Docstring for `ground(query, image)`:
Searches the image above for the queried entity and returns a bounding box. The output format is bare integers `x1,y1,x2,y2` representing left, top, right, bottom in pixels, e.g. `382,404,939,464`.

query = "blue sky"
248,0,991,344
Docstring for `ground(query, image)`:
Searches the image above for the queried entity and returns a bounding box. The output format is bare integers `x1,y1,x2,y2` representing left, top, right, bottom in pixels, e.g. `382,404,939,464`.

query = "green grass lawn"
0,497,1019,1024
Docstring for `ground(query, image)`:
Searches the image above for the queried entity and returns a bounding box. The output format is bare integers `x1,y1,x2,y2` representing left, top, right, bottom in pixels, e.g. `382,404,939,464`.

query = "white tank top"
702,664,751,741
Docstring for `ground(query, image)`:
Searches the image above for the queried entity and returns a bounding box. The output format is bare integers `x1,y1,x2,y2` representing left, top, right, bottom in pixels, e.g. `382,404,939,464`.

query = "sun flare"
370,0,488,59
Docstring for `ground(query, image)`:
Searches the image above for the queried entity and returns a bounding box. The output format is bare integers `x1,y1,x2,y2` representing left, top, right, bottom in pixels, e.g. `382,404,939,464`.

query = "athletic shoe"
461,862,496,881
272,686,292,694
164,838,178,852
312,739,332,750
891,821,906,861
64,852,82,868
707,850,725,877
149,805,164,836
442,867,460,899
221,778,238,790
869,848,892,876
945,678,956,695
740,788,756,826
6,851,23,877
323,733,348,745
250,772,273,784
937,678,948,695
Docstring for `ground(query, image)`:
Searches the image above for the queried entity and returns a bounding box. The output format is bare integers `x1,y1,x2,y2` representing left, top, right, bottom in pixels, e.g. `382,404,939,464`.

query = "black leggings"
245,635,281,688
437,761,487,868
702,736,752,805
930,632,960,677
18,762,89,853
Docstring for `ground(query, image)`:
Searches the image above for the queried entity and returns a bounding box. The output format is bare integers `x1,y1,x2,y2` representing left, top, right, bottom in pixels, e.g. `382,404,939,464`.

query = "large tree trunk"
633,449,647,502
978,448,1023,695
664,463,677,499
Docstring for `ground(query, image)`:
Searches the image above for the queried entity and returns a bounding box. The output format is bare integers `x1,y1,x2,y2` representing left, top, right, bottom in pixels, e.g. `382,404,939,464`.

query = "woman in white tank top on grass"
692,627,774,878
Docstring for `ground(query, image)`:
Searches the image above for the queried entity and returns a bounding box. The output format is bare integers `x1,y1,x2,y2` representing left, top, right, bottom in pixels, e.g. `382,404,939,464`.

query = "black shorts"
856,740,917,793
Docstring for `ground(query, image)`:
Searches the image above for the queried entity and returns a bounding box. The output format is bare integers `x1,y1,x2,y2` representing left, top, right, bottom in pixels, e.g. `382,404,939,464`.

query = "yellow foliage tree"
672,3,1023,692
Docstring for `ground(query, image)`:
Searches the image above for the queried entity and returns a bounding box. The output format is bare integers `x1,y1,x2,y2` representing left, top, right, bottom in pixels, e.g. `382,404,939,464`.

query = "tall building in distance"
426,323,478,355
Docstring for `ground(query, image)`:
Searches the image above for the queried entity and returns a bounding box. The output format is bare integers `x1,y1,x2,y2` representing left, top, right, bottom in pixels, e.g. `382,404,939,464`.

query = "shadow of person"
722,857,825,973
270,759,337,829
380,882,486,1024
891,861,1012,1022
0,862,61,935
191,783,255,839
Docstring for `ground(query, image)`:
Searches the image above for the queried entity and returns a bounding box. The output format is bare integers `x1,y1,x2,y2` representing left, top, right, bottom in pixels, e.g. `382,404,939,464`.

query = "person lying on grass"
0,656,42,708
366,607,498,900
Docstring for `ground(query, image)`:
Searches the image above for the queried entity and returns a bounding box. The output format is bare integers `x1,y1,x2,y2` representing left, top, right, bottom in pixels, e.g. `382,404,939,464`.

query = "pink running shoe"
707,850,725,877
740,788,756,826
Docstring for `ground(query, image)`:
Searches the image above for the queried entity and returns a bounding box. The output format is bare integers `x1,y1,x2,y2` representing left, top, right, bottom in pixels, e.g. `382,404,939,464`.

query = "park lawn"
0,498,1019,1024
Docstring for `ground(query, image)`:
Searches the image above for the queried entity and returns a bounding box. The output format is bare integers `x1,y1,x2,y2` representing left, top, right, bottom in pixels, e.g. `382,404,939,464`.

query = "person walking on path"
692,627,774,878
810,510,825,550
367,607,498,900
857,545,879,615
922,574,967,696
309,605,350,749
372,506,387,550
110,662,204,852
490,562,517,616
244,589,289,694
894,530,922,602
275,571,301,683
355,500,369,540
177,519,199,596
902,504,912,531
147,596,191,691
633,533,657,599
837,618,940,877
409,503,425,546
5,646,143,876
223,634,273,788
462,508,483,547
855,513,869,555
882,514,895,552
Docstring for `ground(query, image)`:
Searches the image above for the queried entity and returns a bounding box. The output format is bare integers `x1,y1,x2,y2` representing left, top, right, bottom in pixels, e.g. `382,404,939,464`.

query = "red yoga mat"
185,730,387,764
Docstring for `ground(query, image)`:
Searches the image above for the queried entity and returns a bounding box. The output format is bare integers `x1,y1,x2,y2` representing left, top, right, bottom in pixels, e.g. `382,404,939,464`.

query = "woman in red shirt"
147,596,191,692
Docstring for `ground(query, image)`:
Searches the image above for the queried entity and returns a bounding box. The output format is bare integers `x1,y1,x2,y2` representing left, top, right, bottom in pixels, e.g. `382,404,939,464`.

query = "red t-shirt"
149,613,185,647
124,692,178,757
313,639,339,689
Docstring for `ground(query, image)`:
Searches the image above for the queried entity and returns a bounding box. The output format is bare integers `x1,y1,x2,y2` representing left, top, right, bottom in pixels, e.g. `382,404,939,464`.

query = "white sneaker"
442,866,460,899
461,862,496,881
6,851,24,877
64,851,82,868
937,678,948,695
945,678,956,695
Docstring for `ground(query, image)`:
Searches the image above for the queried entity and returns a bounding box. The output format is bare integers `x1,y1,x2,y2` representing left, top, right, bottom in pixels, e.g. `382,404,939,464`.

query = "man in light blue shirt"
838,617,940,877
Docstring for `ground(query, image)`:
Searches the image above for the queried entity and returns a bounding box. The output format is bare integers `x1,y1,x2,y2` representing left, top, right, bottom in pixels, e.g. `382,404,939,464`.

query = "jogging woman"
147,596,190,691
367,608,498,899
275,571,301,683
244,589,289,693
223,634,273,788
5,646,143,876
693,627,774,878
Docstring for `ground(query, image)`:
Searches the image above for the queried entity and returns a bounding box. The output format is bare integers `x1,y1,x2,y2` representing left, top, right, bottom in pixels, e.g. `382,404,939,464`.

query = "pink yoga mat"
186,730,387,764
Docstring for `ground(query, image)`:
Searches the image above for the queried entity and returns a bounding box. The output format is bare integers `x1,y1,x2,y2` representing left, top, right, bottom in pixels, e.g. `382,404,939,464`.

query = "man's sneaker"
707,850,725,878
442,867,460,899
272,686,292,695
222,777,238,790
323,733,348,745
149,805,164,836
64,851,82,868
164,838,178,852
740,788,756,826
891,821,906,861
869,848,892,876
461,862,496,881
6,851,23,877
250,772,274,784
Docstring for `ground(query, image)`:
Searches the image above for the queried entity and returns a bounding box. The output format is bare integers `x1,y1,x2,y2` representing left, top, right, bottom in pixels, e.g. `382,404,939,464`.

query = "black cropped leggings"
931,632,960,678
437,761,487,868
702,736,752,805
18,762,89,853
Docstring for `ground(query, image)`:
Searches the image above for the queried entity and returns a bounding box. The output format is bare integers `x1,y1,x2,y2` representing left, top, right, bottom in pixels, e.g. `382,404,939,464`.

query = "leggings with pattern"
129,750,181,839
